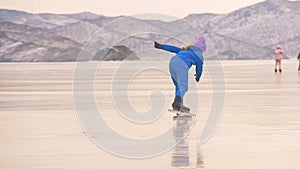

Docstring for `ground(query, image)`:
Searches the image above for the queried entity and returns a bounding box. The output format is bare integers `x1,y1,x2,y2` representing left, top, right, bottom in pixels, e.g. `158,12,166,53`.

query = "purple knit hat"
194,36,206,52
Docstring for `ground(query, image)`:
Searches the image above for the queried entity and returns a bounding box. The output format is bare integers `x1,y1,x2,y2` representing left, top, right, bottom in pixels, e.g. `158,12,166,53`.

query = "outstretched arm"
162,44,181,53
154,41,181,53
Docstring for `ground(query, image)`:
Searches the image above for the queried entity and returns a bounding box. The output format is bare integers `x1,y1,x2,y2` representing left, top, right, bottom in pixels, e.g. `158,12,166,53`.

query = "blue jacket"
163,44,204,79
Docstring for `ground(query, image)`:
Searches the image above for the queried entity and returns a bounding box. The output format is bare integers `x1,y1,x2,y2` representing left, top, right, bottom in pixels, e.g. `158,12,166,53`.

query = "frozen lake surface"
0,60,300,169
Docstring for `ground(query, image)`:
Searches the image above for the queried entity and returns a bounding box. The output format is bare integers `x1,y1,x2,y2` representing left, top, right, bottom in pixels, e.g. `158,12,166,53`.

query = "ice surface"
0,60,299,169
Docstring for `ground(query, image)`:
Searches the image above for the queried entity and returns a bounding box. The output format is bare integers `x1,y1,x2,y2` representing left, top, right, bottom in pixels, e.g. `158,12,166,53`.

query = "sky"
0,0,281,18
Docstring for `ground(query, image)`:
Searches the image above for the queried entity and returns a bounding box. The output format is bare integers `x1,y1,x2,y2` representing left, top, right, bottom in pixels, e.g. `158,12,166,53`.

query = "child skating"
154,36,206,114
274,45,283,73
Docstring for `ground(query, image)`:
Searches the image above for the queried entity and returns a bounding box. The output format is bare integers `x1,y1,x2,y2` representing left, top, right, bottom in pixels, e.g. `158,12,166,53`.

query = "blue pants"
169,56,189,98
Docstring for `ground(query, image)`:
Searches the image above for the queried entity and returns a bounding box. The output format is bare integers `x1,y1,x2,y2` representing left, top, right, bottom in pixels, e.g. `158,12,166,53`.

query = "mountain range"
0,0,299,61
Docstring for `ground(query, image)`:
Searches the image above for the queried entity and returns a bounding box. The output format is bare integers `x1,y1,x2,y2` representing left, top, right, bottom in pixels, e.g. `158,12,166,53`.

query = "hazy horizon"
0,0,269,19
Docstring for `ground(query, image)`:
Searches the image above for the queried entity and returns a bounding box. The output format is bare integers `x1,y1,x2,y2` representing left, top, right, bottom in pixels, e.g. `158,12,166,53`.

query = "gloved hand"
154,41,163,49
194,74,200,82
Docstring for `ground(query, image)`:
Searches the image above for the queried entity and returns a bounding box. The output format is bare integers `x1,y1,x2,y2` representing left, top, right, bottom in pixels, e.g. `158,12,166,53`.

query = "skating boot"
172,96,190,113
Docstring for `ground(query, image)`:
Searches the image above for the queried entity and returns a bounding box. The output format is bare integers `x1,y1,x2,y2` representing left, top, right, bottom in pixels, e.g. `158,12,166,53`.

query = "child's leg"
174,67,190,112
169,57,189,111
278,59,282,72
170,68,188,98
176,69,188,98
278,59,281,70
171,77,180,97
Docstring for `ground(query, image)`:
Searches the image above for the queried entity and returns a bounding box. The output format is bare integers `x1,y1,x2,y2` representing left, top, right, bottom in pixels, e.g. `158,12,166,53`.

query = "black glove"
154,41,163,49
194,74,200,82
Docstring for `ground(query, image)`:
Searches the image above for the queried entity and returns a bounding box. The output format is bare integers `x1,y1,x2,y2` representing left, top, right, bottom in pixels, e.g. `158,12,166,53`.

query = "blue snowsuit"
162,44,204,98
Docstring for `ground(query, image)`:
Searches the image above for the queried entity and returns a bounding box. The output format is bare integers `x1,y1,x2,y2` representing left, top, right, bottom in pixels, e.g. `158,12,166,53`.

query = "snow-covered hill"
0,0,299,61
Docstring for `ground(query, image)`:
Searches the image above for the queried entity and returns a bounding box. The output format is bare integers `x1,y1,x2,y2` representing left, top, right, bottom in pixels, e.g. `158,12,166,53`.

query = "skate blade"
168,109,195,117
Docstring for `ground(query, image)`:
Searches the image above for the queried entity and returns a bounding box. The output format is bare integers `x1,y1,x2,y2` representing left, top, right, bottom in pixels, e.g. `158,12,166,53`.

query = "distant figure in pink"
274,45,283,73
